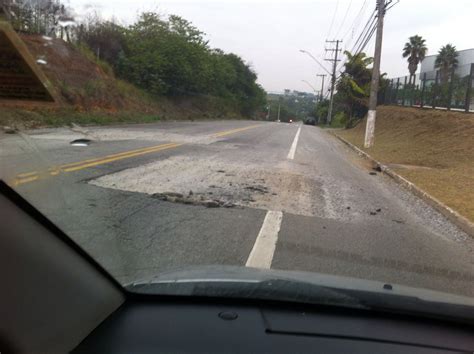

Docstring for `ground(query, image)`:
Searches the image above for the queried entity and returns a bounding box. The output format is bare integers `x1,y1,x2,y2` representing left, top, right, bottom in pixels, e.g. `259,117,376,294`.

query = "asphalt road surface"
1,120,473,296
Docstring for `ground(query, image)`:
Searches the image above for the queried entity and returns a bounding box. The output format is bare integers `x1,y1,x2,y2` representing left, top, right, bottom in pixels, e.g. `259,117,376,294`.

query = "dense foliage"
267,92,318,122
107,13,266,116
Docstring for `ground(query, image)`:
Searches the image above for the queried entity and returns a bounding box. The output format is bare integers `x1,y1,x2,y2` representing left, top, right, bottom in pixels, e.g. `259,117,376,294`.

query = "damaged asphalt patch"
89,155,322,216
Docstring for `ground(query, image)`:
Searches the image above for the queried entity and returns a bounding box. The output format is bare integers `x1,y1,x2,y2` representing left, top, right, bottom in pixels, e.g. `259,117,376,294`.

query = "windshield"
1,0,473,314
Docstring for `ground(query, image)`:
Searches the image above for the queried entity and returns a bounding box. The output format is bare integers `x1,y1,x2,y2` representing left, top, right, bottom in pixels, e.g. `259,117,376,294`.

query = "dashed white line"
287,125,302,160
246,211,283,269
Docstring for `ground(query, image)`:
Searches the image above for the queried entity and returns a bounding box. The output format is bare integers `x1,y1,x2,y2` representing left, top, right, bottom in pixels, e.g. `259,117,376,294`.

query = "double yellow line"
12,143,181,186
11,124,262,187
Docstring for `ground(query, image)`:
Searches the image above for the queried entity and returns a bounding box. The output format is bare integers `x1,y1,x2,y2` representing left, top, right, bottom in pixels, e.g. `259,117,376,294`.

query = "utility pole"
316,74,326,103
325,40,342,125
277,103,281,121
266,104,271,120
364,0,386,148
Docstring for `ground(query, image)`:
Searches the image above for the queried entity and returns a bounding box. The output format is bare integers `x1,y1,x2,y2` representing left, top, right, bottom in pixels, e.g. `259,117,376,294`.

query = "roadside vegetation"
2,0,266,127
313,34,464,128
266,92,318,123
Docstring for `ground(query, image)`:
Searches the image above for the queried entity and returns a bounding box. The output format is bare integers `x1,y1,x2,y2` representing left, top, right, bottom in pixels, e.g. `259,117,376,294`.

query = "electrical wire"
326,0,340,40
333,0,370,77
334,0,353,39
342,0,368,47
350,10,376,53
355,20,377,54
334,6,375,80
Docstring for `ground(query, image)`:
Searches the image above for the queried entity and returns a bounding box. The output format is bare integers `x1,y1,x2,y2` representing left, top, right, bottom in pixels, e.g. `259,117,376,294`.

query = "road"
1,120,473,296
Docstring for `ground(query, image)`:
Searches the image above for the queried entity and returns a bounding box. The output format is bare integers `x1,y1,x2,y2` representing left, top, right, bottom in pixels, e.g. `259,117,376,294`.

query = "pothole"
150,192,238,209
70,138,92,146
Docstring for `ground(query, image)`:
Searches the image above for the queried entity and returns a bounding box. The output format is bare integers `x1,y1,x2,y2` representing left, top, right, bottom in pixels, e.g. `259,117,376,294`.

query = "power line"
334,0,354,39
351,10,376,53
342,0,369,46
326,0,340,39
354,1,397,54
333,1,370,75
336,1,391,79
355,20,377,54
334,7,375,76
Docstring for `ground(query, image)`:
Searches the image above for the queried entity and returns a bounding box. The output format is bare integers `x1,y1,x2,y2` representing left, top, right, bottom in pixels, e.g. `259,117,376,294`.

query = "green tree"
336,51,373,122
117,12,211,95
113,12,265,116
402,35,427,85
435,44,459,84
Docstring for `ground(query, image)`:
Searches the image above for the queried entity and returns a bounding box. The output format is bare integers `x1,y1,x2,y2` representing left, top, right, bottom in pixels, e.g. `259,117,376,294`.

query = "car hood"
127,265,474,323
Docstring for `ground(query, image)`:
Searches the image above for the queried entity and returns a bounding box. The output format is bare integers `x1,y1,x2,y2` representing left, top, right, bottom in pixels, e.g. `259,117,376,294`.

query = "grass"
337,106,474,222
0,107,161,129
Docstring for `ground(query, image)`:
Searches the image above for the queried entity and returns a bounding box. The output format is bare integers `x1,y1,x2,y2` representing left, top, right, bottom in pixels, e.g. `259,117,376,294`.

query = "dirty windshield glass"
1,0,473,307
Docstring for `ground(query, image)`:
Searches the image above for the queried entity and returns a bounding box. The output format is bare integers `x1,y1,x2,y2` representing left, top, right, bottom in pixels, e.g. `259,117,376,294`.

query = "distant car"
304,117,316,126
289,119,293,123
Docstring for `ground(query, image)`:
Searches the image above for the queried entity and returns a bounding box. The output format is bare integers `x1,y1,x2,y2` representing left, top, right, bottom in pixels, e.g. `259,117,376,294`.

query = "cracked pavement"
1,120,473,296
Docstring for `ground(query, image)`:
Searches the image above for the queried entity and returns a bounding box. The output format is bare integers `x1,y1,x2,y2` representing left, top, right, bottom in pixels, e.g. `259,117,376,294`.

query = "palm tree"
402,35,427,85
435,44,459,84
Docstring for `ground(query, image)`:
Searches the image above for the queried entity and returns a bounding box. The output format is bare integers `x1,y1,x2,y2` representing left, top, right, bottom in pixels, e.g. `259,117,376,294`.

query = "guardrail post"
420,73,427,108
465,64,474,112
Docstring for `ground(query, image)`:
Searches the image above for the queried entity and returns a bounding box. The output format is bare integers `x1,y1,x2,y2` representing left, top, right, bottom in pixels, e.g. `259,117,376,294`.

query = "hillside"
338,106,474,222
0,34,244,128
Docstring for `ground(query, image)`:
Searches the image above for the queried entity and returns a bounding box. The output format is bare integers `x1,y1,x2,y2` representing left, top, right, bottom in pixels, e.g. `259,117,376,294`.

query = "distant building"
420,48,474,78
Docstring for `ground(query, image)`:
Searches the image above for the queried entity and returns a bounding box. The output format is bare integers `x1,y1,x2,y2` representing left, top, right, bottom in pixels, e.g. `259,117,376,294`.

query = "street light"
299,49,332,76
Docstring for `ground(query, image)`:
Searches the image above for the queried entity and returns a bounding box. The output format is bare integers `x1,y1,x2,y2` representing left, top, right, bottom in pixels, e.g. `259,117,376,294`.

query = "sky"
68,0,474,93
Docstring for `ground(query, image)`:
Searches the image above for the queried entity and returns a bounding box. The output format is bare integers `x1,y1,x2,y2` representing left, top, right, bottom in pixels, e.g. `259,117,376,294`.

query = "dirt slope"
338,106,474,222
21,34,158,111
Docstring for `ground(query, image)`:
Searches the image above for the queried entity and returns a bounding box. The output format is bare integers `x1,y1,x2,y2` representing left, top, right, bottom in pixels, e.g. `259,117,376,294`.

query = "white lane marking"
246,211,283,269
287,125,302,160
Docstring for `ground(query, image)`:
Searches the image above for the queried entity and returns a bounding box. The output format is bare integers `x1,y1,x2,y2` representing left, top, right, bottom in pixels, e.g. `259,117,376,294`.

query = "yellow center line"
14,142,179,178
11,123,263,186
212,124,262,138
63,143,182,172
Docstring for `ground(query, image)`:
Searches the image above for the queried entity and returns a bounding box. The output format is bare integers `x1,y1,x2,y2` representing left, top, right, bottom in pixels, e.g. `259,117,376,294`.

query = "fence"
379,63,474,113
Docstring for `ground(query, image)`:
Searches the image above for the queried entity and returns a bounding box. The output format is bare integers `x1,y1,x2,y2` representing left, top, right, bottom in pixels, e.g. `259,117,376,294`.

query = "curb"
331,132,474,238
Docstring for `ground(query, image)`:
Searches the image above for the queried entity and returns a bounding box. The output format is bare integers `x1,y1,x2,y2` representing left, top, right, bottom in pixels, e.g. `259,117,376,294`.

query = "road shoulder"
331,131,474,238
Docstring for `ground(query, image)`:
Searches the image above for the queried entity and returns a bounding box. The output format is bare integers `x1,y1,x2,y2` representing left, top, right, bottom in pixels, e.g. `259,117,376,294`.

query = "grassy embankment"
337,106,474,222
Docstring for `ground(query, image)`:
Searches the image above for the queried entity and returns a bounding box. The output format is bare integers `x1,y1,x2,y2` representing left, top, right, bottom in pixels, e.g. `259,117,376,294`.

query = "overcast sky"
69,0,474,93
